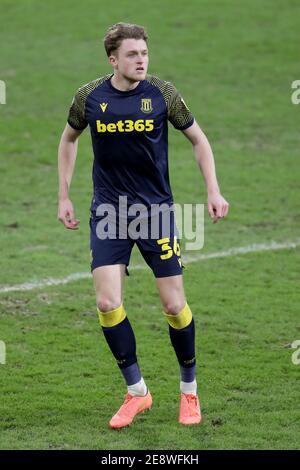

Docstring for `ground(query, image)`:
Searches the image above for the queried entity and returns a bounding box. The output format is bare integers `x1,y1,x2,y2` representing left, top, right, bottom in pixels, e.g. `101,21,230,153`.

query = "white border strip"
0,239,299,294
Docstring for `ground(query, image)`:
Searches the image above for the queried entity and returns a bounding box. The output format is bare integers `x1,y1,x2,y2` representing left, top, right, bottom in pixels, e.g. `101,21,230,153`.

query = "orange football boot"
109,391,152,429
179,393,202,425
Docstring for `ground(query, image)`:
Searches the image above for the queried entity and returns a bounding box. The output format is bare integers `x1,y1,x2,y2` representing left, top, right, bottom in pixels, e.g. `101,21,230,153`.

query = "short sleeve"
167,83,194,130
67,88,88,131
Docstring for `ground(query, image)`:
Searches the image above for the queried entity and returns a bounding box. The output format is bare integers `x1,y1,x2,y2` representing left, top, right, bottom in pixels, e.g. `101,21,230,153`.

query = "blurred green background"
0,0,299,450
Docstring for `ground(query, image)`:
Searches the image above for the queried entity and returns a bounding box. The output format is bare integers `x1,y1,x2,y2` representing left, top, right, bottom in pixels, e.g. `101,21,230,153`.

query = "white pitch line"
0,239,299,294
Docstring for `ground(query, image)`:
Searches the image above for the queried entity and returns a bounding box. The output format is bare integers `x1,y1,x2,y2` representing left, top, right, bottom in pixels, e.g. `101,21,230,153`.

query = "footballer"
57,22,229,429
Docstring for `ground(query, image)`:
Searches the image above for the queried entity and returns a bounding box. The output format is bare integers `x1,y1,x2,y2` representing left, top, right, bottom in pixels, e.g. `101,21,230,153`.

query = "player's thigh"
156,274,186,315
92,264,126,312
135,209,183,279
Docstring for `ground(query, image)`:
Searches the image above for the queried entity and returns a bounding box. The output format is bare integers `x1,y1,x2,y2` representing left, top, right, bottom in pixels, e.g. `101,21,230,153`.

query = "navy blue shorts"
89,209,183,278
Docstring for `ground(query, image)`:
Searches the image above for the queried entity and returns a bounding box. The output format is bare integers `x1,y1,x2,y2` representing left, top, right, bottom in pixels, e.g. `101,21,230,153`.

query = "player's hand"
207,192,229,224
58,198,80,230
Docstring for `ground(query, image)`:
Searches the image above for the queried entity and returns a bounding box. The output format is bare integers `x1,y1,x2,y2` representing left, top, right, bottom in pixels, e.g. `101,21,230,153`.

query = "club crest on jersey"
100,102,108,112
141,98,153,113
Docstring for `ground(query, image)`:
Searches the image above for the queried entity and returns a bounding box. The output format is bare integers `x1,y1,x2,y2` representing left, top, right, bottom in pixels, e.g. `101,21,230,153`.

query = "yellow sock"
97,304,126,327
164,302,192,329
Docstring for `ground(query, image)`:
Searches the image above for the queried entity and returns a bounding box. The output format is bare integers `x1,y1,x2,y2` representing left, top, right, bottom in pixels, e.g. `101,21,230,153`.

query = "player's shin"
98,304,148,396
164,303,197,395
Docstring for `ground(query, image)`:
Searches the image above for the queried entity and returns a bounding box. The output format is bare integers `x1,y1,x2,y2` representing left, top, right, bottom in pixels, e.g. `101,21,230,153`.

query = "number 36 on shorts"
157,236,181,263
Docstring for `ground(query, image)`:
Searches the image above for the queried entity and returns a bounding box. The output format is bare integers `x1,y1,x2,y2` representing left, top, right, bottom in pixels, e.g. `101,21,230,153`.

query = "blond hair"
104,22,148,57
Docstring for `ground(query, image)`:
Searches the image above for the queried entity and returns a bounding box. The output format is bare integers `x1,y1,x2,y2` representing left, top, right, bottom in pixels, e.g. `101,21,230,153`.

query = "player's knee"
163,300,186,316
97,298,122,313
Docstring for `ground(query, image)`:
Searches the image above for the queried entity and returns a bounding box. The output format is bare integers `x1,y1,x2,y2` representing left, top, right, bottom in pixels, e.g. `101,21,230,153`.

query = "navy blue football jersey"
67,73,194,213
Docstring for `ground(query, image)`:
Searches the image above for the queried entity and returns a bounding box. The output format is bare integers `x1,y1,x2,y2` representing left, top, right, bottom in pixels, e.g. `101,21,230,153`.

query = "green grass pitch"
0,0,299,450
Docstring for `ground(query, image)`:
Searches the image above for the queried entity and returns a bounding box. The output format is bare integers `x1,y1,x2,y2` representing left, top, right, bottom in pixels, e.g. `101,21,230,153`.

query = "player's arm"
57,123,83,230
58,85,88,230
182,120,229,223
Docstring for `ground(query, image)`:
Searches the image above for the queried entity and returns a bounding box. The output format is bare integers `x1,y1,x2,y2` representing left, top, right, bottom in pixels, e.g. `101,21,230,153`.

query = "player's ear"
109,53,117,66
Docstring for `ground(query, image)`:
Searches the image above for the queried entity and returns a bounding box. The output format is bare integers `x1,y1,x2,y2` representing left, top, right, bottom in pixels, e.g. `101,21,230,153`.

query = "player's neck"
110,73,140,92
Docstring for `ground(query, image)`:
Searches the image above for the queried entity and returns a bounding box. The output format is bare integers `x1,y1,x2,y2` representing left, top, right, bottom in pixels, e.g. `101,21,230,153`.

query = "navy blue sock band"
121,363,142,386
180,364,196,383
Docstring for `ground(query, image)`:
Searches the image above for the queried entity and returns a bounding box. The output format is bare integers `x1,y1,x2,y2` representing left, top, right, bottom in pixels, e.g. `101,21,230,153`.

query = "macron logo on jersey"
100,103,108,112
96,119,154,133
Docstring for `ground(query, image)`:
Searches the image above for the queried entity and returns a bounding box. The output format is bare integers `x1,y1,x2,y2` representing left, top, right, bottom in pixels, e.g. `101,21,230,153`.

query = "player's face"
110,38,149,82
